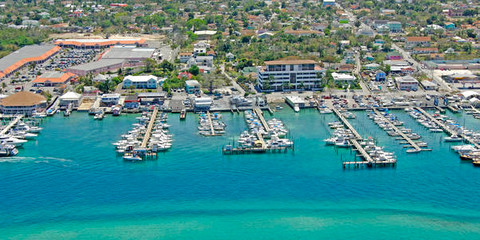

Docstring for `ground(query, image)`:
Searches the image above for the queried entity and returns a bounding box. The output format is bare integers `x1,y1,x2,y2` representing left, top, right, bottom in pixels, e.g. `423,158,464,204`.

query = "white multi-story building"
122,75,158,89
396,75,419,91
257,60,324,92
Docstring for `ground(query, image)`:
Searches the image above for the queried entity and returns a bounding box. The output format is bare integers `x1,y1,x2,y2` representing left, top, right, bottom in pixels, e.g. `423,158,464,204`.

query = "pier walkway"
415,107,480,149
0,115,23,135
206,111,216,136
372,108,422,152
447,105,459,113
332,108,362,140
141,107,158,148
254,108,271,132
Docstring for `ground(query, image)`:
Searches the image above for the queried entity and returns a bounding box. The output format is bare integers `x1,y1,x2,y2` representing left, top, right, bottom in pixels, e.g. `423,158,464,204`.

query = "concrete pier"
254,108,271,132
415,107,480,149
372,108,422,152
140,107,158,148
332,108,362,140
0,115,23,135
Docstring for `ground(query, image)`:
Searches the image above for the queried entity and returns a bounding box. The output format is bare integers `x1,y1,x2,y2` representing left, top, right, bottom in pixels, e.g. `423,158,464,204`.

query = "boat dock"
415,107,480,148
140,107,158,148
372,108,423,152
330,108,395,168
206,111,216,136
0,115,23,135
254,108,271,132
435,106,445,113
331,108,362,140
447,105,459,113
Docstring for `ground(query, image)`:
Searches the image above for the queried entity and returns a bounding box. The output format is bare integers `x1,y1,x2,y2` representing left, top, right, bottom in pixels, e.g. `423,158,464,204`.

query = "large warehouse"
0,44,61,79
54,39,147,49
67,46,155,76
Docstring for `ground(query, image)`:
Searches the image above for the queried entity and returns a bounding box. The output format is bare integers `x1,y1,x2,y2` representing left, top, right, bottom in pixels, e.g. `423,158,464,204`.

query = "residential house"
179,52,193,63
332,72,356,84
405,36,432,49
375,71,386,81
386,51,403,60
387,21,402,33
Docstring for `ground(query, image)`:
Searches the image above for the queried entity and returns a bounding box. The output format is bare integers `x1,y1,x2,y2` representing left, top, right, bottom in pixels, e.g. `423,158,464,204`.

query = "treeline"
0,27,50,58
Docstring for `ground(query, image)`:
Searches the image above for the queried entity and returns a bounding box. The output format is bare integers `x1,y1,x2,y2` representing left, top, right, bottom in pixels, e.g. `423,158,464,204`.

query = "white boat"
0,136,27,147
0,143,18,157
123,154,142,161
445,135,463,142
293,106,300,112
28,126,43,133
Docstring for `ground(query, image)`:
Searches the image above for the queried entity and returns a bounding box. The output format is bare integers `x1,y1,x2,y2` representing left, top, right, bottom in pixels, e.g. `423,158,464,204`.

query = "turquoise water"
1,109,480,239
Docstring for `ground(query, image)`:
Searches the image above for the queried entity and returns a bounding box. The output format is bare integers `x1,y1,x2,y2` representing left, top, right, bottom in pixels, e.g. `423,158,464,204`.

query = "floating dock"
140,107,158,148
372,108,423,153
0,115,23,135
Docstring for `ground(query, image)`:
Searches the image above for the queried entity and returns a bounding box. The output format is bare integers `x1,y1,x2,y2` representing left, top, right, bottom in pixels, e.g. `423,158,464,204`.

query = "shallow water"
1,108,480,239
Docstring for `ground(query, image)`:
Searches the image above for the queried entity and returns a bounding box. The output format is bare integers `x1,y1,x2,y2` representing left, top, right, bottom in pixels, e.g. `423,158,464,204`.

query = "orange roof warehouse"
32,72,78,87
0,44,61,80
54,39,146,49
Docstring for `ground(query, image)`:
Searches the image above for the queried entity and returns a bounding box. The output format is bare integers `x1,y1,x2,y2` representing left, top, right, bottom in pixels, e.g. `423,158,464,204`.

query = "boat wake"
0,156,36,163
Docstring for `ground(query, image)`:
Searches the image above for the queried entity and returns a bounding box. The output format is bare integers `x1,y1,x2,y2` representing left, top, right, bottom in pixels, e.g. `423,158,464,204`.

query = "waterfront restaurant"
0,91,47,116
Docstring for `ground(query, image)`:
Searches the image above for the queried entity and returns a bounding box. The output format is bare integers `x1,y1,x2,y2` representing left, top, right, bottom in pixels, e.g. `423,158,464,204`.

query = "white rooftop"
124,75,157,82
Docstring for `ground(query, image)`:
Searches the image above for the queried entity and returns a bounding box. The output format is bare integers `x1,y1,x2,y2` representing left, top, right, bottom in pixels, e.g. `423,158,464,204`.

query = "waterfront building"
257,60,323,92
124,95,139,109
59,92,82,107
179,52,193,63
0,92,47,116
396,75,419,91
101,93,120,106
123,75,159,89
421,80,438,90
185,80,201,94
194,97,212,111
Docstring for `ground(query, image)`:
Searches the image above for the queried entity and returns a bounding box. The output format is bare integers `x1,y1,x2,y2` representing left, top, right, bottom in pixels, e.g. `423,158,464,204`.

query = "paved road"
339,3,454,93
221,63,245,95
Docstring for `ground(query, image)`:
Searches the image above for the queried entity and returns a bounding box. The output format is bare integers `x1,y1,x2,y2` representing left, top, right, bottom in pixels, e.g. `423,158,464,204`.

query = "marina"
198,111,226,136
330,107,396,168
113,107,172,161
371,108,428,153
223,109,293,154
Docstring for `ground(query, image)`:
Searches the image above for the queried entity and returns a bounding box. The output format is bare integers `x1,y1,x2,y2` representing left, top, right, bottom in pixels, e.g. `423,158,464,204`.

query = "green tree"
188,65,200,76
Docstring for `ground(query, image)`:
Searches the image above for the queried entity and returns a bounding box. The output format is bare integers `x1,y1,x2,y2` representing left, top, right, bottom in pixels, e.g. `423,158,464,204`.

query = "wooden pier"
0,115,23,135
332,108,362,140
372,108,423,152
254,108,271,132
140,107,158,148
415,107,480,149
